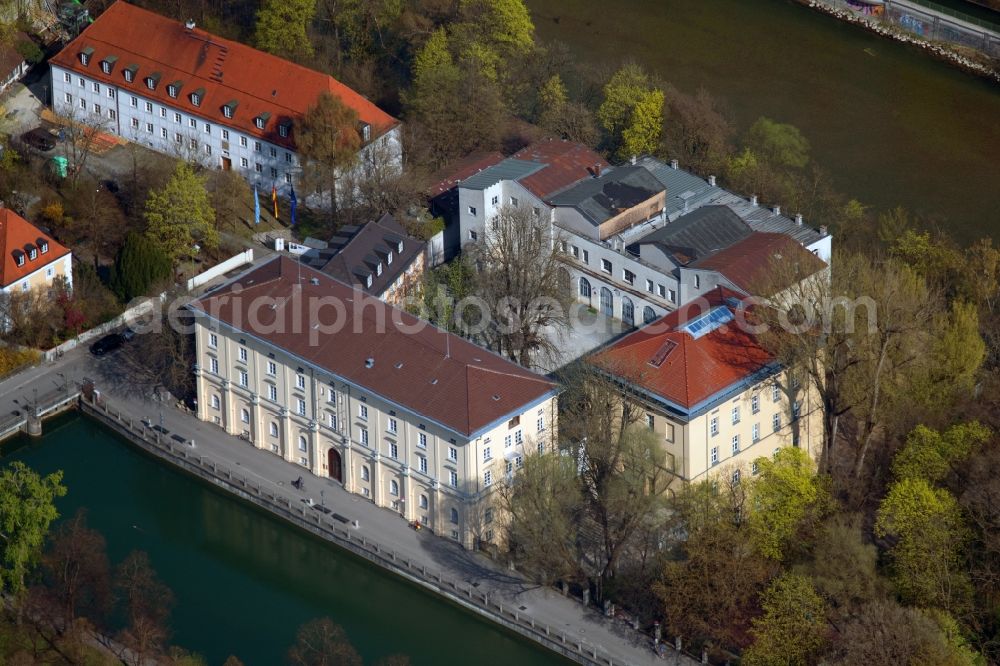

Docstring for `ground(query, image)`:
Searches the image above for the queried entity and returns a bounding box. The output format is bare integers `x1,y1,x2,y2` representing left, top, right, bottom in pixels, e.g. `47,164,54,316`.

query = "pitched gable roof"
426,151,505,198
692,232,826,294
190,256,556,437
631,205,752,265
51,1,397,150
512,139,609,199
0,209,70,288
589,288,772,411
548,166,664,226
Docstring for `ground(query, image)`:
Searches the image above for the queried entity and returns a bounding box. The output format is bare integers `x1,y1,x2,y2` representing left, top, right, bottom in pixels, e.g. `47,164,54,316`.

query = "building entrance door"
328,448,343,483
600,287,614,317
221,157,232,171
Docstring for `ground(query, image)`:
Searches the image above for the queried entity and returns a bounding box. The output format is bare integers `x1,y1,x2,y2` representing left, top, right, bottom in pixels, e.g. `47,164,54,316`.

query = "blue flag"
290,186,297,227
253,184,260,225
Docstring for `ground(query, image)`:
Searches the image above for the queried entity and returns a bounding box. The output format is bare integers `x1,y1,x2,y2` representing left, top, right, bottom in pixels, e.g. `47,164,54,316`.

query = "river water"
2,414,567,666
528,0,1000,243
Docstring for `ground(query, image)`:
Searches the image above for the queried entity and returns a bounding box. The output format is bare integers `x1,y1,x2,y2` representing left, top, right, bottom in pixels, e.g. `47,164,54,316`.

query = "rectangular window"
211,395,220,409
359,404,368,420
254,141,261,152
483,447,491,462
668,288,677,303
751,395,760,414
108,88,115,99
109,109,116,120
731,406,740,425
209,357,219,374
623,269,635,285
240,157,248,168
130,96,138,107
449,470,458,487
189,138,198,149
646,279,654,293
145,122,152,133
448,446,457,461
484,470,492,487
773,413,782,432
695,275,701,289
79,99,86,109
468,206,477,216
269,147,277,158
270,167,277,178
238,370,248,387
666,423,675,442
268,385,277,401
510,196,518,207
772,384,781,402
732,469,741,484
266,361,276,375
160,107,166,117
175,133,182,144
296,399,306,416
328,413,337,429
204,123,211,134
646,413,655,429
240,136,248,147
752,423,760,442
284,173,292,184
285,152,292,163
189,118,197,128
582,249,589,264
418,456,428,474
361,428,369,445
145,101,152,112
222,129,229,140
515,430,523,445
174,112,181,123
94,103,101,115
537,416,545,432
601,258,612,274
208,333,218,347
92,81,100,92
710,446,719,465
255,163,262,173
418,433,427,449
732,435,740,454
710,416,719,436
389,443,398,459
388,418,397,434
131,118,139,129
468,230,478,241
752,461,759,475
64,72,71,82
64,92,72,103
295,374,305,389
239,347,248,362
160,127,167,139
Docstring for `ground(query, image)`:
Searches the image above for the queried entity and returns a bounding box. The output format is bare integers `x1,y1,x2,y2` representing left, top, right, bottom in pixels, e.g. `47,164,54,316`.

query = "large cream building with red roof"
589,288,822,487
0,208,72,297
49,1,399,192
189,256,558,548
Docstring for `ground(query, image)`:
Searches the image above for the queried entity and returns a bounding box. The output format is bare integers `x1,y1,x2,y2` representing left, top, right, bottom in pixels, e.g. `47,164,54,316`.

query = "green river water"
2,414,568,666
528,0,1000,243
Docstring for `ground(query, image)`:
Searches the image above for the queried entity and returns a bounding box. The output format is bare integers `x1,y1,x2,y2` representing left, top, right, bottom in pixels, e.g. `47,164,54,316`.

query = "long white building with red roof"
49,1,399,191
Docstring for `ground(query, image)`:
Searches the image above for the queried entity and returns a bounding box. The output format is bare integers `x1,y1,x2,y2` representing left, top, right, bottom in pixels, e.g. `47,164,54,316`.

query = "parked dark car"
90,333,123,356
21,127,56,152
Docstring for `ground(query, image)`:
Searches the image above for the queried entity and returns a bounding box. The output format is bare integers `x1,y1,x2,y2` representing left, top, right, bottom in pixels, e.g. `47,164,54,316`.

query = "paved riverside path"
0,346,697,666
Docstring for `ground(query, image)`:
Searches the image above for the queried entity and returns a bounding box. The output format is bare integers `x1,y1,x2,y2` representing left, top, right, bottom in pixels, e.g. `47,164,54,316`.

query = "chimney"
591,163,601,178
670,159,679,170
750,194,758,206
819,225,828,236
795,213,804,226
773,205,781,216
185,18,196,30
365,357,375,369
630,155,637,166
707,175,716,187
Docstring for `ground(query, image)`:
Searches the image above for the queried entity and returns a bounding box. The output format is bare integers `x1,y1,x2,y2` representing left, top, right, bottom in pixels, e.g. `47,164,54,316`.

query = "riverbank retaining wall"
806,0,1000,77
79,396,699,666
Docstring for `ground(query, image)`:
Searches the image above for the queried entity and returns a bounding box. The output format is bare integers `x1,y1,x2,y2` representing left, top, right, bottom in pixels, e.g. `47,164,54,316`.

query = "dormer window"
123,64,138,83
376,262,383,276
100,55,117,74
278,122,290,138
365,274,373,288
13,250,24,267
145,72,161,90
167,81,183,98
80,47,94,66
359,121,371,143
396,240,403,253
254,112,271,130
387,250,393,265
190,87,204,106
29,248,37,261
222,100,238,119
38,239,48,254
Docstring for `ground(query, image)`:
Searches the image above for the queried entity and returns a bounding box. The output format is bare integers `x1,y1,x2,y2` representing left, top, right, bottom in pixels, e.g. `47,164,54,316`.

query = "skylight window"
680,307,734,339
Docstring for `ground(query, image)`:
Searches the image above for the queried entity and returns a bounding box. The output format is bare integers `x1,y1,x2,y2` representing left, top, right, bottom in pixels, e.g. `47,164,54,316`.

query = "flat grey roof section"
630,205,752,264
458,159,546,191
549,166,664,225
708,192,826,246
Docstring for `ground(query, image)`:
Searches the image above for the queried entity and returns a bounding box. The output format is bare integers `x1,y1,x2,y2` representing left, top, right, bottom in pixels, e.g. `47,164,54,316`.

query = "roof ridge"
467,364,555,386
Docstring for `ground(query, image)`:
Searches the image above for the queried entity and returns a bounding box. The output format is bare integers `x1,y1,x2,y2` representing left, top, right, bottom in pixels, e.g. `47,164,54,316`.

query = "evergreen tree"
254,0,316,61
112,232,173,302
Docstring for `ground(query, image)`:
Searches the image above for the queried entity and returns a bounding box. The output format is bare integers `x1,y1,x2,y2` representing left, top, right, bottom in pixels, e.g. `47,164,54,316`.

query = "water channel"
528,0,1000,243
2,414,568,666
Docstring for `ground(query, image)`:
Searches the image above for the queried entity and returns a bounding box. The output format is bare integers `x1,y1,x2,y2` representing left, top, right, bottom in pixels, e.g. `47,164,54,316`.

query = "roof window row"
79,47,291,137
12,238,50,267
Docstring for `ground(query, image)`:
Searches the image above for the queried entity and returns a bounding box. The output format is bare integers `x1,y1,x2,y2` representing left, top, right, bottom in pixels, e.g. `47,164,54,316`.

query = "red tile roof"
512,139,609,199
589,288,772,410
0,32,29,79
426,151,505,198
0,208,70,288
190,256,557,437
692,232,827,294
50,1,397,151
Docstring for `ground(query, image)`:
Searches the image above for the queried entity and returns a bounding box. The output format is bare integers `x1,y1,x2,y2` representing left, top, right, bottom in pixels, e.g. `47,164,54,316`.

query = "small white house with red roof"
0,208,72,297
48,1,399,193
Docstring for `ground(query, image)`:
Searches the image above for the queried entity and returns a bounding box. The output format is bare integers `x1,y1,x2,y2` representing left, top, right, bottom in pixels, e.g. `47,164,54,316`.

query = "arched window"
419,494,428,509
643,306,657,324
240,408,250,423
390,480,399,496
269,422,279,437
362,465,370,481
622,296,635,325
450,508,459,524
579,277,591,298
298,436,308,452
